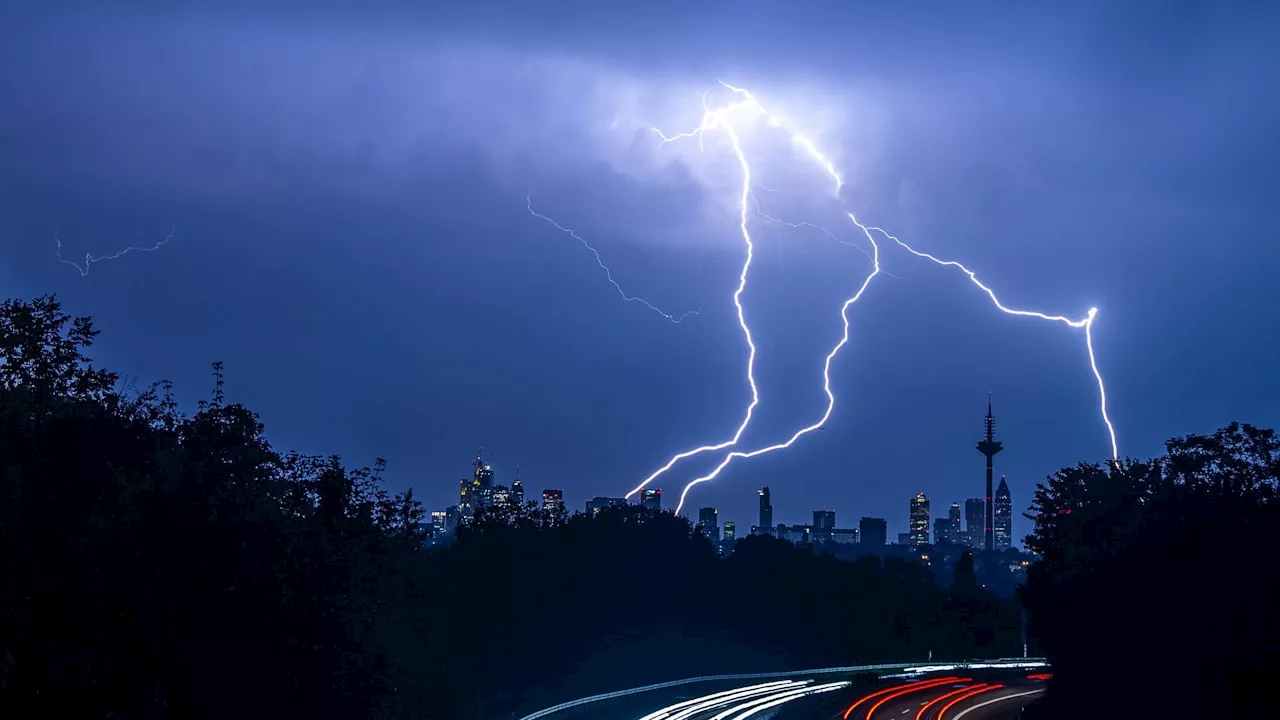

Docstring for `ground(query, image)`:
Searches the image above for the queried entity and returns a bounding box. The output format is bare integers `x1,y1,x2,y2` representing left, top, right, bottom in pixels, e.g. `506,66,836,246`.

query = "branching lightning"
55,227,177,276
527,195,702,323
544,80,1119,513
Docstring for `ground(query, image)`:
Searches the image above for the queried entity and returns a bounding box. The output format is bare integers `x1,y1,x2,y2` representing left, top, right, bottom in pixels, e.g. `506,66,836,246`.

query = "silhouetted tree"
1023,423,1280,719
0,295,1024,720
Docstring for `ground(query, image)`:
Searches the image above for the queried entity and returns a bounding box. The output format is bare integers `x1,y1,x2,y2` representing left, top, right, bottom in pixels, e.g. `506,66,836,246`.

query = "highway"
519,661,1051,720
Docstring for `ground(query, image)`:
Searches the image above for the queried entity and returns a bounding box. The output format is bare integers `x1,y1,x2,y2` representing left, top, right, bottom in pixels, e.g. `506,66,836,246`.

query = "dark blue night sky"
2,2,1277,541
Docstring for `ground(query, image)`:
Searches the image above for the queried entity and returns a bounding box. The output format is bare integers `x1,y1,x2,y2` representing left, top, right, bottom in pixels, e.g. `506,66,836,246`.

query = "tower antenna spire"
976,394,1005,553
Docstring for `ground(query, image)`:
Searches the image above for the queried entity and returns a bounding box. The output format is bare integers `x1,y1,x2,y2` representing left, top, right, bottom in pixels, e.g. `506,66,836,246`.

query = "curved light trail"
948,688,1044,719
55,226,177,276
914,684,990,720
936,685,1003,719
842,677,966,719
709,681,850,720
637,680,802,720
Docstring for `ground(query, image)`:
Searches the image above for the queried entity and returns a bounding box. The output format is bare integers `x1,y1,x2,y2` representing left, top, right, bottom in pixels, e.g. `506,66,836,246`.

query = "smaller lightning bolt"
56,226,177,276
750,193,903,276
526,194,702,324
869,225,1119,461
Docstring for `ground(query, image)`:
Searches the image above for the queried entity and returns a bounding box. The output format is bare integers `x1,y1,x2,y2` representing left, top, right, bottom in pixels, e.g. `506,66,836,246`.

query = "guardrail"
519,658,1049,719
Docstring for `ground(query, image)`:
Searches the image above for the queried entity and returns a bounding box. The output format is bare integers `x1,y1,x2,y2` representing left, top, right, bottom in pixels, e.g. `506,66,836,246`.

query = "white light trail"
55,226,177,276
527,195,701,324
637,676,803,717
599,79,1122,512
636,680,800,720
710,681,850,720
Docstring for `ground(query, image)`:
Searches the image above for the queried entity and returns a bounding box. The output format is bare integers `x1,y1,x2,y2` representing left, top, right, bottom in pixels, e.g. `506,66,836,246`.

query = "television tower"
975,393,1004,553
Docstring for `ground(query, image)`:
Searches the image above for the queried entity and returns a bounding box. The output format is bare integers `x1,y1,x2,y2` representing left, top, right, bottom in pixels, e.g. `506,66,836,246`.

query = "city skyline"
431,397,1029,546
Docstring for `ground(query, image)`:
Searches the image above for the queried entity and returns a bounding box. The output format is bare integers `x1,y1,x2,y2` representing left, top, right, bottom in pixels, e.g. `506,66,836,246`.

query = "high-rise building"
909,492,931,546
723,521,736,541
641,488,662,511
964,498,985,549
585,496,626,516
431,510,447,537
492,485,511,506
541,489,564,516
698,507,720,542
511,467,525,507
459,477,473,514
933,517,951,545
758,487,773,534
859,517,887,547
813,509,835,543
949,503,962,542
975,394,1005,553
994,475,1013,550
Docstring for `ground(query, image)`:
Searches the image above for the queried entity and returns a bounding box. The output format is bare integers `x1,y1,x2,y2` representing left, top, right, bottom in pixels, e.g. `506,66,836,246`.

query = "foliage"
0,295,1022,719
1023,423,1280,719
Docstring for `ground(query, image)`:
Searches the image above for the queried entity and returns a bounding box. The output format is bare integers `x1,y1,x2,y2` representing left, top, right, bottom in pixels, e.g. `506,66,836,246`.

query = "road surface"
522,664,1051,720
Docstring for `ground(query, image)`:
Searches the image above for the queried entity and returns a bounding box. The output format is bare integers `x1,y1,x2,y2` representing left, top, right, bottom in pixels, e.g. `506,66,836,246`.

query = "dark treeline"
0,296,1019,719
8,295,1272,719
1022,423,1280,719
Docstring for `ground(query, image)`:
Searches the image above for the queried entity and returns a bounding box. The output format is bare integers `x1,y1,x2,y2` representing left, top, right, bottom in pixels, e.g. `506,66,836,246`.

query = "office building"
975,394,1005,552
541,489,564,516
859,517,887,547
832,528,859,544
777,524,810,544
585,496,626,516
641,488,662,511
933,517,952,544
698,507,720,542
758,486,773,535
723,521,736,541
994,475,1013,550
965,498,985,549
813,509,835,543
909,492,930,546
949,503,962,543
511,468,524,506
431,510,447,537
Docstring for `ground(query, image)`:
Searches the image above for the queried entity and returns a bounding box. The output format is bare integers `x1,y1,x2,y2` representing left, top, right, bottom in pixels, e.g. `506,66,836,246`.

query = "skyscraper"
459,477,473,514
641,488,662,511
949,503,962,542
758,486,773,535
994,475,1013,550
698,507,720,542
813,509,835,543
511,467,524,506
975,394,1005,552
909,492,931,546
933,517,951,544
964,498,985,549
541,489,564,516
859,517,887,547
723,521,736,541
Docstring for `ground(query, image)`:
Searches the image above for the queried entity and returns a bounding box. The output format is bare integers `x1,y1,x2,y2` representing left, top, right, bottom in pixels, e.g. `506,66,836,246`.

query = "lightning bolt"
526,195,702,323
554,80,1118,514
55,226,177,276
